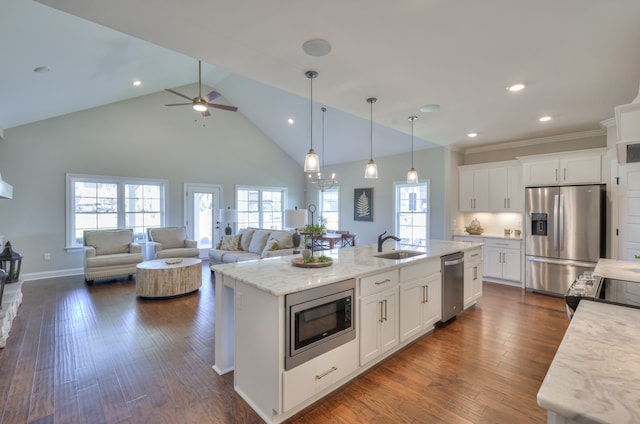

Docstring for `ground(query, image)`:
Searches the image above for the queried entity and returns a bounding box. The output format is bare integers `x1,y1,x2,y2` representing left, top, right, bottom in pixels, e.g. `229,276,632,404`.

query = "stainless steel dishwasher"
440,252,464,323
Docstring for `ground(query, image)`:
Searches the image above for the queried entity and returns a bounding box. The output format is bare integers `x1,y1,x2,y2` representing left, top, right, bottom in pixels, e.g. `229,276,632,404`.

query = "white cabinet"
488,166,522,211
463,247,483,309
459,168,489,211
283,339,358,412
521,149,603,186
399,260,442,342
359,270,399,365
483,239,521,282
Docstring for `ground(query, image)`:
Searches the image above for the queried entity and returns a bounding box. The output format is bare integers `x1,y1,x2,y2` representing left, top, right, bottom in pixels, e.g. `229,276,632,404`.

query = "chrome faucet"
378,231,401,252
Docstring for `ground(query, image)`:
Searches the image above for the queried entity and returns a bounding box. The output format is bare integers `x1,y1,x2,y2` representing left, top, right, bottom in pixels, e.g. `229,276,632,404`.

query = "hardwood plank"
0,265,570,424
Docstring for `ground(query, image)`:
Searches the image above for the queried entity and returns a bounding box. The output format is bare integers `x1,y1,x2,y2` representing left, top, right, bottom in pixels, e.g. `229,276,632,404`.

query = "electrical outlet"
44,253,51,260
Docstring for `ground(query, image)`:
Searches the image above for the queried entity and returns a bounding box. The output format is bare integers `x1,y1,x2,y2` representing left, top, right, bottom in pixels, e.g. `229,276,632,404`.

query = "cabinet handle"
383,299,388,321
507,198,510,209
471,253,479,257
375,278,391,285
564,168,567,180
425,285,429,303
504,198,507,209
555,168,558,182
315,366,338,380
379,301,384,323
473,266,477,280
496,243,508,246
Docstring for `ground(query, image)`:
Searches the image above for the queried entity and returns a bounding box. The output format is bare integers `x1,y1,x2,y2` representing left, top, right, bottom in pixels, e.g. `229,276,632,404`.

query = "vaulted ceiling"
3,0,640,166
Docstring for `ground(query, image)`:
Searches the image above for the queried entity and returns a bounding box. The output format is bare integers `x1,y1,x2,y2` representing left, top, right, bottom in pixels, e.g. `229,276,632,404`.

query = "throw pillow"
248,230,270,254
216,238,222,249
268,231,294,248
263,238,279,253
220,234,242,251
239,228,255,252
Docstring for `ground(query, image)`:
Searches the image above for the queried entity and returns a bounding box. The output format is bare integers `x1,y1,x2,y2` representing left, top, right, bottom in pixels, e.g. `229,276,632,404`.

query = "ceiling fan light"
193,104,207,112
304,148,320,173
365,159,378,179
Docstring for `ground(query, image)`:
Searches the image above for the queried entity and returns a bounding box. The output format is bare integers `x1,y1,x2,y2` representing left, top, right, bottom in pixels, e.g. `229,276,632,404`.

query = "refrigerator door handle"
553,194,559,251
526,256,596,268
558,194,564,252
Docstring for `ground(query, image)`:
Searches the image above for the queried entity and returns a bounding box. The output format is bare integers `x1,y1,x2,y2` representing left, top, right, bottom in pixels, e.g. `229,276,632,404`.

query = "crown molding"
463,129,606,155
600,117,616,128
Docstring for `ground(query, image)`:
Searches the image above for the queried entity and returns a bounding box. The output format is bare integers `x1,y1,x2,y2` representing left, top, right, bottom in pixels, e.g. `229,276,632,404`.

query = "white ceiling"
3,0,640,167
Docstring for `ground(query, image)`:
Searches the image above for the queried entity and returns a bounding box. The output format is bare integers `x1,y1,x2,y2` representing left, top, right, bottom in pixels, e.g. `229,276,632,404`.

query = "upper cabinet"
459,168,489,211
459,161,522,212
520,149,605,187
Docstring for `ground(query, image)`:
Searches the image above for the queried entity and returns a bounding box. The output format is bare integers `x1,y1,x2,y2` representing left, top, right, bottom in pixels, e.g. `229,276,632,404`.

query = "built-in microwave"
285,279,356,370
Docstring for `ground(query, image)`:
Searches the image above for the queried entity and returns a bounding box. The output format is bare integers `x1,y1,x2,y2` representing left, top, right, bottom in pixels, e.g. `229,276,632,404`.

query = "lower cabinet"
282,339,358,412
464,247,483,309
399,260,442,342
359,269,399,365
484,239,521,282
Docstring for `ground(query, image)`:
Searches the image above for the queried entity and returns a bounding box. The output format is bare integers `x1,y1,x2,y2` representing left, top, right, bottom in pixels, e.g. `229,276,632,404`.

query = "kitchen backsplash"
459,212,523,237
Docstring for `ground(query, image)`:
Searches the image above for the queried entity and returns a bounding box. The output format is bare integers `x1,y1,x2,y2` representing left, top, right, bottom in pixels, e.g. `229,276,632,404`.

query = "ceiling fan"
165,60,238,116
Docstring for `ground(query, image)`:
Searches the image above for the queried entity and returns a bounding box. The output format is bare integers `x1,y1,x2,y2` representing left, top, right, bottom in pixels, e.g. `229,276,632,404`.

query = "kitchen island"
211,240,482,424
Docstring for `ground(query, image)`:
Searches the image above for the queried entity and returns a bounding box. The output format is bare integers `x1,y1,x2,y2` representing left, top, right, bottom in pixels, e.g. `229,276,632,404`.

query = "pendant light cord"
310,76,313,150
411,117,414,167
321,107,326,173
369,100,373,160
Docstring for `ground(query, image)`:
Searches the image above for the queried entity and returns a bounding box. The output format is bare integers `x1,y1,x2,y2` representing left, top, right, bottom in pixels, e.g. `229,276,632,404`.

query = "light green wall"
306,146,449,245
0,88,305,276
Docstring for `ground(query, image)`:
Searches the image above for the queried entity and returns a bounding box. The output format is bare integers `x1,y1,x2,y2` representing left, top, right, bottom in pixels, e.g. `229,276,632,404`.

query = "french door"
184,183,222,257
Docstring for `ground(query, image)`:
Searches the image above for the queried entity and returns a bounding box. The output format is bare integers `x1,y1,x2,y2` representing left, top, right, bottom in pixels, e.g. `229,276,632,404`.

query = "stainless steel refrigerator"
525,184,605,295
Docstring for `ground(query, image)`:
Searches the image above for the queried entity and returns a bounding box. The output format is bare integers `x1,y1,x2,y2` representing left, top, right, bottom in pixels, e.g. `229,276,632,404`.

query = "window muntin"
67,174,166,247
395,181,429,247
319,187,340,230
237,186,286,230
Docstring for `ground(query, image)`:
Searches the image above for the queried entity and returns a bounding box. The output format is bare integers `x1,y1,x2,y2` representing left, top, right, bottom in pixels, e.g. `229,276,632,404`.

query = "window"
236,186,286,230
395,181,429,246
319,187,340,230
66,174,167,247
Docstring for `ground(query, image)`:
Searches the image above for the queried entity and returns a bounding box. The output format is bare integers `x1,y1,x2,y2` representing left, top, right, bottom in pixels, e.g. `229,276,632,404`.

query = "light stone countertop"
211,240,482,296
593,258,640,283
537,300,640,424
453,233,522,241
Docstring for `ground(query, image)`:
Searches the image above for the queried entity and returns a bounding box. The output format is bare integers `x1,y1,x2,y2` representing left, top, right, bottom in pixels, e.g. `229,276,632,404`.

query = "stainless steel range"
565,273,640,318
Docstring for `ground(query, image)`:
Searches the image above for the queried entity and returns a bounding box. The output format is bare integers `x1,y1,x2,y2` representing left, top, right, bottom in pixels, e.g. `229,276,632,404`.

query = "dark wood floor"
0,264,569,423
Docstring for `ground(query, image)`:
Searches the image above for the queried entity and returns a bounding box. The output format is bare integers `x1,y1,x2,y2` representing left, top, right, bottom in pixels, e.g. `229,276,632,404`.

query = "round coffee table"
136,258,202,298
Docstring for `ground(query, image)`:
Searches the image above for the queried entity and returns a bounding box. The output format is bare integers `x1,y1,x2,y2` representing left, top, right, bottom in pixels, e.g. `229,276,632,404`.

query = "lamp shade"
285,208,308,229
218,208,238,223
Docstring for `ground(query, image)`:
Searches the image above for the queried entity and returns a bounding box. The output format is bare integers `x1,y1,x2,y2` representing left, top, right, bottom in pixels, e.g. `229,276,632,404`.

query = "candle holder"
0,241,23,283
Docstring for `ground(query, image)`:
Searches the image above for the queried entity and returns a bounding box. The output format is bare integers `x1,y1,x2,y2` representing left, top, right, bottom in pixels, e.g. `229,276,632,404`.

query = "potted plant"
300,223,331,263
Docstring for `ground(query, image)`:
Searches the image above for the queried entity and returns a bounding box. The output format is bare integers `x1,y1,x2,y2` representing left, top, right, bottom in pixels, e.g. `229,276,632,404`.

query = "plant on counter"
303,254,331,264
301,223,326,235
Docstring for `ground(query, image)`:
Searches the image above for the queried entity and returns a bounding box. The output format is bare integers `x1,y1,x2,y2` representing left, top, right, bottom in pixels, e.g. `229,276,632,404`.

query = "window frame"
66,173,168,249
319,186,340,230
394,180,430,247
236,185,287,230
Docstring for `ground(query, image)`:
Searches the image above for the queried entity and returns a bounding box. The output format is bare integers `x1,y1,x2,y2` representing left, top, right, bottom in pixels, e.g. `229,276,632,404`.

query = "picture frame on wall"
354,188,373,222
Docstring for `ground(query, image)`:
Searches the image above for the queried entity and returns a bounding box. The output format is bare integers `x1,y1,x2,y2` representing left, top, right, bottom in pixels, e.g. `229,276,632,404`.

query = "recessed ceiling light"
467,132,478,138
287,118,294,125
302,39,332,57
539,116,552,122
419,104,440,113
507,83,525,92
33,66,50,73
133,80,142,86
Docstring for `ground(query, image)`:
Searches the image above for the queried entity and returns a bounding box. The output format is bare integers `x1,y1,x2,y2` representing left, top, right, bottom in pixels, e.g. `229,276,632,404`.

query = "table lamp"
218,208,238,235
285,207,308,250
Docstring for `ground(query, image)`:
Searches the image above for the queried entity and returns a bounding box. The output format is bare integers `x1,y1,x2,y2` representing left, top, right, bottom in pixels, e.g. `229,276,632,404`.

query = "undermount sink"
374,250,425,260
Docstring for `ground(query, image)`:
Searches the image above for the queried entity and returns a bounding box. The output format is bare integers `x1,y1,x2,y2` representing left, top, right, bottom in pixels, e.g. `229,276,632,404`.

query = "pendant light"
309,107,337,191
407,116,419,183
303,71,320,173
364,97,378,179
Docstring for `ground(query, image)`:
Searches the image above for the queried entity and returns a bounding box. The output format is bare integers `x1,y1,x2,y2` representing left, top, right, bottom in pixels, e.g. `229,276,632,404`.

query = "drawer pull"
375,278,391,285
316,366,338,380
496,243,508,246
471,253,479,257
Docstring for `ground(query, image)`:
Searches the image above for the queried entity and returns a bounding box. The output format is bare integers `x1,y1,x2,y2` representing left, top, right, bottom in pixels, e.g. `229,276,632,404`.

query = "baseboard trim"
22,268,83,282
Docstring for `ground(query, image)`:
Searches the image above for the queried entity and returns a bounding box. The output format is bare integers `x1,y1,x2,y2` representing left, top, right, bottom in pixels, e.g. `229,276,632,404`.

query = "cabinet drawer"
400,259,440,282
464,248,483,264
282,339,358,412
484,238,521,250
360,270,398,296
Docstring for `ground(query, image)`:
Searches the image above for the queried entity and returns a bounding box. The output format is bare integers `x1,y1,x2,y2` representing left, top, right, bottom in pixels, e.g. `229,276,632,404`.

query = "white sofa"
208,227,296,264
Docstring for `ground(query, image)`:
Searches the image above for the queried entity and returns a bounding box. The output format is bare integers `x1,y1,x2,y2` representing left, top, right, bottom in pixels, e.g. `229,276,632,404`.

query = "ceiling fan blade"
204,90,221,102
202,110,211,117
165,103,192,106
208,103,238,112
165,89,193,101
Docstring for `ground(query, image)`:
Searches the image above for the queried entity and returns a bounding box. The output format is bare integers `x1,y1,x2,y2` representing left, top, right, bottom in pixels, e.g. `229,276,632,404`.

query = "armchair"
83,229,143,284
147,227,200,260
